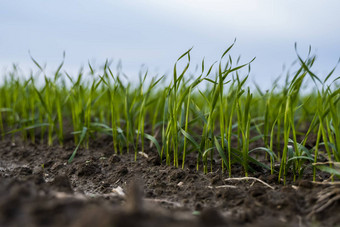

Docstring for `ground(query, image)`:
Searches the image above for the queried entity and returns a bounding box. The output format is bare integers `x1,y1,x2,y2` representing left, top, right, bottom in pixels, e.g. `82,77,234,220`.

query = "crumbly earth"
1,135,340,227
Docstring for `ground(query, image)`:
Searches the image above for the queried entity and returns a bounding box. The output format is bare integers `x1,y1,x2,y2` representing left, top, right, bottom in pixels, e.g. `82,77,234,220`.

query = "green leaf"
6,123,50,135
316,165,340,177
177,47,193,62
214,137,228,167
202,147,215,158
180,128,200,151
68,127,87,163
287,156,314,162
221,39,236,59
144,132,162,157
249,147,277,160
34,87,51,116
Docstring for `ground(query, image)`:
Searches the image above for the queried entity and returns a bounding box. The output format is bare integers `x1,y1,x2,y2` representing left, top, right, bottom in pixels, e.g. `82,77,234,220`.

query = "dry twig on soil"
224,177,275,190
308,187,340,218
207,185,238,189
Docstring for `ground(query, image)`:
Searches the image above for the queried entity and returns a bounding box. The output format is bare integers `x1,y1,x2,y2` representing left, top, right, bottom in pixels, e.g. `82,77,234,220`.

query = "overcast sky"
1,0,340,88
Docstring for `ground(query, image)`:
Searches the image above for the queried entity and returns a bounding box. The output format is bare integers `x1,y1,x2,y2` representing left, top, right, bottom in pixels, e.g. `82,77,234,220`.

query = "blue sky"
1,0,340,88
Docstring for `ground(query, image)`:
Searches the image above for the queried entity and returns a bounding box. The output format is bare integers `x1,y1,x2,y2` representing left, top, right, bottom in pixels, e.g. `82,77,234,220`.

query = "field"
1,44,340,226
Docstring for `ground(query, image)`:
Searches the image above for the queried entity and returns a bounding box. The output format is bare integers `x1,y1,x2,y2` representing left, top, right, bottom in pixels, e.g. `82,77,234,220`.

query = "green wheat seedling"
1,44,339,183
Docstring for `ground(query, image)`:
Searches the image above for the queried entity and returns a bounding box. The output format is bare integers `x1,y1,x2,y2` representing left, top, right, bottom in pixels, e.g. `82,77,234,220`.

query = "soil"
1,135,340,227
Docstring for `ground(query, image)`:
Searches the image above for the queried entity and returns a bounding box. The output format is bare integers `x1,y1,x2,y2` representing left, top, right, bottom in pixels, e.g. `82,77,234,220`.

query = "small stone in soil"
108,154,121,163
117,166,129,176
195,202,203,211
52,175,73,193
297,180,313,189
200,208,227,226
125,180,144,214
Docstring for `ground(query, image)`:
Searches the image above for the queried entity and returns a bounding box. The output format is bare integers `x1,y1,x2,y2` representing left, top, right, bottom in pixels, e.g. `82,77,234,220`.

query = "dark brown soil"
1,136,340,227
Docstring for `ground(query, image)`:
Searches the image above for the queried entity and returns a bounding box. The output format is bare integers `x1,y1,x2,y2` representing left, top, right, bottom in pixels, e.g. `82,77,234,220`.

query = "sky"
1,0,340,89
